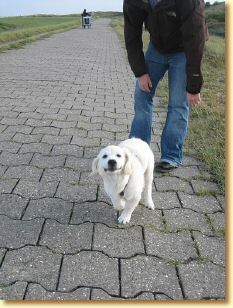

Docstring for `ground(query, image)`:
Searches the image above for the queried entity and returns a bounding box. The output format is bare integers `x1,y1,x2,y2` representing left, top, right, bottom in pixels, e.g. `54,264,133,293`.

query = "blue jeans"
129,42,189,166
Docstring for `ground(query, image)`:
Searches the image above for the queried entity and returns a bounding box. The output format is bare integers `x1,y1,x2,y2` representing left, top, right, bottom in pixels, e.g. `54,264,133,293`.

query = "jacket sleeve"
123,0,148,77
177,0,208,94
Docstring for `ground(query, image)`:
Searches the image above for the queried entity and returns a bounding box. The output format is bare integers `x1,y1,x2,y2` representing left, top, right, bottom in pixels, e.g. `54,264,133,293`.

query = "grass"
205,2,225,37
110,9,225,193
0,15,81,52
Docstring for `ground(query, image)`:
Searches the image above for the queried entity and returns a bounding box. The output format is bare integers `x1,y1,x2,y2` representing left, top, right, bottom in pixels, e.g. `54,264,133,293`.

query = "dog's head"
92,145,132,177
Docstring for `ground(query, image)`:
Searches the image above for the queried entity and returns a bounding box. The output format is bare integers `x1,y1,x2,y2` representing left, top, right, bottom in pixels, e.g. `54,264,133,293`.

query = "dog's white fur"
92,138,155,224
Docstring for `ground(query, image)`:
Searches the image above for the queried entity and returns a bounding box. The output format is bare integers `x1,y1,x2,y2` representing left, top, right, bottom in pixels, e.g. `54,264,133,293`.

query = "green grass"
110,9,225,193
186,36,225,193
205,2,225,37
0,15,81,51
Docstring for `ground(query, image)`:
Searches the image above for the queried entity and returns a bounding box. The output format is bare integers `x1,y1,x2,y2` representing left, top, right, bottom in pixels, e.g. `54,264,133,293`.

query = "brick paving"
0,19,225,300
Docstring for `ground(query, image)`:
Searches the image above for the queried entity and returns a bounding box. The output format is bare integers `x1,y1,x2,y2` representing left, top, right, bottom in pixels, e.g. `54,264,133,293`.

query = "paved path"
0,19,225,300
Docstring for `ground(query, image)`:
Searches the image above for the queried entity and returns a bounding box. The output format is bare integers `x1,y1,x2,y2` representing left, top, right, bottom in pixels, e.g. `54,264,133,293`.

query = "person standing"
123,0,209,172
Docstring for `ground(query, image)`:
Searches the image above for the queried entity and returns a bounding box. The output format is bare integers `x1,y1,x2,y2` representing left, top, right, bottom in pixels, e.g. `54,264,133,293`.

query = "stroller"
81,10,92,29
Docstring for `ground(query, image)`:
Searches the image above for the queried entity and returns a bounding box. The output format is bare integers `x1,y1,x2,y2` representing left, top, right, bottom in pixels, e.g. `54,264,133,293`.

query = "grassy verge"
111,15,225,193
0,15,81,52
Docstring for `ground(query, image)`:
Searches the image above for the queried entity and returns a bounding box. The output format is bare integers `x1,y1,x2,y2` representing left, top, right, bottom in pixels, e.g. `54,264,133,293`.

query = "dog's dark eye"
102,154,108,159
116,154,121,158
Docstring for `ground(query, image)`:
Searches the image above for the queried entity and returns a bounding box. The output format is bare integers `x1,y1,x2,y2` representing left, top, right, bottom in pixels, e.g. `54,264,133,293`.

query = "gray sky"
0,0,221,17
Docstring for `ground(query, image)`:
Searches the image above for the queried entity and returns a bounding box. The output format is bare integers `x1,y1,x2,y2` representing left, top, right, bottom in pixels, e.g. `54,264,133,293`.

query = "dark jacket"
123,0,209,94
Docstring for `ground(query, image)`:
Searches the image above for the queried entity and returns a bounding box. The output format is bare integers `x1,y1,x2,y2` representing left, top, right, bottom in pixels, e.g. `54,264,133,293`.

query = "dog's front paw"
113,200,125,211
114,204,124,211
118,213,131,224
145,202,155,210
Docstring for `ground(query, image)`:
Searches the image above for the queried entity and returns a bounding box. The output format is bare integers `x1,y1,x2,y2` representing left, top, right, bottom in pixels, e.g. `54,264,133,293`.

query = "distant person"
81,9,90,17
81,9,91,28
123,0,209,173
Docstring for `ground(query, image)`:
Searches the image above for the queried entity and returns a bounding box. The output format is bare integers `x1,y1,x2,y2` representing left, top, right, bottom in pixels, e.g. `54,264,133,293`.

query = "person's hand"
187,92,202,107
138,74,152,92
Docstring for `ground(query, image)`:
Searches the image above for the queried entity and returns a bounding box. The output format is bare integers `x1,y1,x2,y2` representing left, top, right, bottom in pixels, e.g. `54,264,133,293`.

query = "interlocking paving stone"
18,113,43,120
0,179,18,193
0,246,62,290
32,126,60,136
207,212,225,234
55,182,97,202
51,144,83,157
91,289,155,300
51,120,77,129
156,294,173,300
0,131,15,142
121,256,183,299
65,157,92,172
76,122,101,131
1,118,25,126
216,195,225,211
191,180,220,194
0,141,22,153
42,167,80,184
102,123,127,133
80,172,102,185
23,198,73,223
193,232,225,266
42,135,71,145
178,192,222,213
58,251,119,295
91,116,114,125
39,220,93,253
25,284,90,300
43,113,67,121
170,166,201,179
88,130,115,139
19,143,53,155
71,201,117,226
155,176,193,193
14,180,58,199
152,191,181,210
178,261,225,299
59,127,87,137
19,142,53,155
0,194,28,219
5,125,33,134
0,124,7,133
12,133,43,144
71,136,101,147
93,224,144,257
0,248,6,263
163,209,213,235
0,152,33,166
30,153,66,168
84,147,102,159
0,216,43,249
119,205,164,229
36,107,59,114
3,165,43,181
144,229,197,260
0,282,28,300
180,156,203,166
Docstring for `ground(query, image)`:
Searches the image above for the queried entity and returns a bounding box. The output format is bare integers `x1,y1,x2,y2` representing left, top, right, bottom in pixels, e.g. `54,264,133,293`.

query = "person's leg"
129,42,168,144
160,51,189,166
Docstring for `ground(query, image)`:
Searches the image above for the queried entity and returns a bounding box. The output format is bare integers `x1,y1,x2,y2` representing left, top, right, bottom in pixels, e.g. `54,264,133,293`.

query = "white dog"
92,138,155,224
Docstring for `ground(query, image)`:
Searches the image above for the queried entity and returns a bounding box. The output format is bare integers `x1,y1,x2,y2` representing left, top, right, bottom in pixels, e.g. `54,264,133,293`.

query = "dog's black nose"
108,159,117,167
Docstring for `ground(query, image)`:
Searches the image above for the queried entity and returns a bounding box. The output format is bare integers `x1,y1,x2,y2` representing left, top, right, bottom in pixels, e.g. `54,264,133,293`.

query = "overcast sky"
0,0,221,17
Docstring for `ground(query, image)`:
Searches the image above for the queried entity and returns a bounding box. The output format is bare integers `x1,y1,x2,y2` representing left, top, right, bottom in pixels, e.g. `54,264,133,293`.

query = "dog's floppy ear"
91,157,99,175
123,148,133,175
